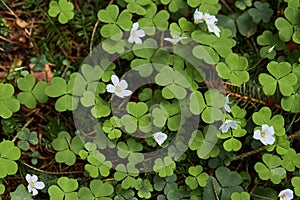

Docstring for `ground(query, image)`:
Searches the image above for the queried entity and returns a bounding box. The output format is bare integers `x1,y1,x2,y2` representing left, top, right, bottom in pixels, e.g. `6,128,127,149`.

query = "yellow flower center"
281,194,286,199
115,85,122,93
30,181,35,189
261,131,266,138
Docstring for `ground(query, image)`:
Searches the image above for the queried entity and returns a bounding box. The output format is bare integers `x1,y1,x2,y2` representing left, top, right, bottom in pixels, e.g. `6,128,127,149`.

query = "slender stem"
89,19,100,56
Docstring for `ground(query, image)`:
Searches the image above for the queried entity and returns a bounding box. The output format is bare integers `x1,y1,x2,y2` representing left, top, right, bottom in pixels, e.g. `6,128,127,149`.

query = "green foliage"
102,116,122,140
281,148,300,171
275,6,300,43
231,192,250,200
185,165,209,189
17,74,48,109
259,61,297,96
252,107,286,137
0,83,20,119
0,183,4,196
236,11,257,37
153,174,177,195
52,131,84,165
121,102,151,133
187,0,221,14
0,140,21,178
204,167,243,200
48,0,74,24
151,100,180,131
235,0,252,10
85,151,112,178
190,89,225,123
248,2,273,23
160,0,187,13
153,157,176,177
117,138,144,164
257,31,285,59
292,177,300,197
192,29,236,64
138,9,170,34
48,177,78,200
216,53,249,85
78,180,114,200
45,74,86,112
30,55,48,71
97,4,132,40
10,184,33,200
134,178,153,199
155,66,190,99
189,126,220,159
16,128,38,151
254,153,286,184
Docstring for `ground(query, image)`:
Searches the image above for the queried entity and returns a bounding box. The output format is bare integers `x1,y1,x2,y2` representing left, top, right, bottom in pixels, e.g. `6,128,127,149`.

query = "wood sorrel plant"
1,0,300,199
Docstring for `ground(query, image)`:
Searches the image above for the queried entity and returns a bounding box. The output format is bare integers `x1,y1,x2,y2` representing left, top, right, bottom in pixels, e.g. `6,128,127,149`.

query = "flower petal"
266,135,275,145
267,126,275,135
132,22,139,30
32,188,38,196
153,132,167,146
27,185,32,193
253,130,261,140
136,30,145,37
261,124,269,132
128,36,134,43
106,84,115,93
134,37,142,44
26,174,32,183
34,181,45,189
111,75,119,86
118,80,128,90
117,89,132,98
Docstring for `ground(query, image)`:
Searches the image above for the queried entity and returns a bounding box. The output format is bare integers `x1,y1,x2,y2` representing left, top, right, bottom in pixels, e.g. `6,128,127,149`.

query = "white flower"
153,132,167,146
278,189,293,200
219,120,239,133
26,174,45,196
207,23,220,37
253,124,275,145
164,36,187,44
128,22,145,44
193,9,220,37
224,94,231,113
106,75,132,98
193,9,204,24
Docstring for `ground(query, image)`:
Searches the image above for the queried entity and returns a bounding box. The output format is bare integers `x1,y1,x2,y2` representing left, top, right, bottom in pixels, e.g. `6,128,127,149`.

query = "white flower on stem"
207,23,221,37
278,189,294,200
224,94,231,113
153,132,167,146
106,75,132,98
128,22,145,44
253,124,275,145
164,36,187,44
26,174,45,196
219,120,239,133
193,9,204,24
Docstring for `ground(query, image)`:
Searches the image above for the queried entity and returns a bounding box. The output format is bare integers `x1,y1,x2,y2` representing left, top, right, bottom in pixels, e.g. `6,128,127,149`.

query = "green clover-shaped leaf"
161,0,187,13
0,83,20,119
292,177,300,197
48,177,78,200
78,180,114,200
281,148,300,171
17,128,38,151
97,4,132,40
259,61,297,96
248,2,273,23
52,131,84,166
185,165,209,189
188,0,221,14
85,151,112,178
257,31,285,59
254,153,286,184
117,138,144,164
135,178,153,199
48,0,74,24
153,157,176,177
121,102,151,133
216,53,249,85
275,6,300,43
0,140,21,178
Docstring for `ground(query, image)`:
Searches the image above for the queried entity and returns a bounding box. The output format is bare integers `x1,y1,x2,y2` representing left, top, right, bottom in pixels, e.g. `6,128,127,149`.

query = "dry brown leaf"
29,63,54,83
16,18,29,28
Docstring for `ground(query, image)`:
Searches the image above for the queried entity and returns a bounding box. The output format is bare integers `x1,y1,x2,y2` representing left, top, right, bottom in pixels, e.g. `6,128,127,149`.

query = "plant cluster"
0,0,300,199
